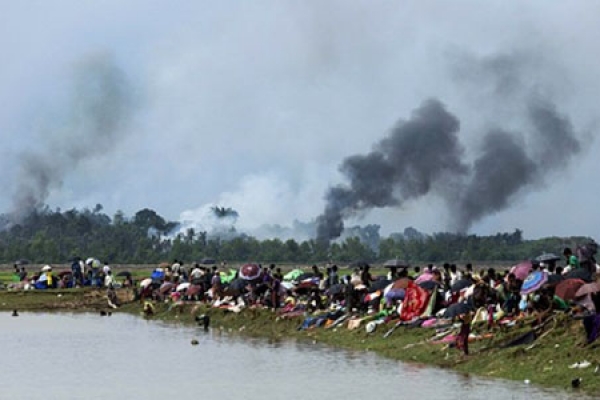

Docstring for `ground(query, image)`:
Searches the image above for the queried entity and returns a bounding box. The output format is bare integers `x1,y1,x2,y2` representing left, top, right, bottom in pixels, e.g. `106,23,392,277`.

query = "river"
0,312,588,400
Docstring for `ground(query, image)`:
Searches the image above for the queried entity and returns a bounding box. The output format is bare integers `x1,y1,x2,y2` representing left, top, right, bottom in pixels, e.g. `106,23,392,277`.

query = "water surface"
0,312,588,400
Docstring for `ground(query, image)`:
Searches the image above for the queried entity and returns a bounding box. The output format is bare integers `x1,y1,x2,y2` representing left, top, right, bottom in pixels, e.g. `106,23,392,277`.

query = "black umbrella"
451,279,473,293
383,259,408,268
116,271,132,277
418,280,440,291
564,268,593,283
546,274,564,285
14,259,29,266
201,258,216,265
327,283,345,296
296,273,314,282
369,279,391,292
228,278,247,292
535,253,561,263
443,302,473,319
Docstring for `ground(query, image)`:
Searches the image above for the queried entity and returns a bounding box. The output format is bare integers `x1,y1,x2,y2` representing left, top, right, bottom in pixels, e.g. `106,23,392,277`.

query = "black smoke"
316,99,468,241
316,51,584,242
450,99,581,232
9,53,135,223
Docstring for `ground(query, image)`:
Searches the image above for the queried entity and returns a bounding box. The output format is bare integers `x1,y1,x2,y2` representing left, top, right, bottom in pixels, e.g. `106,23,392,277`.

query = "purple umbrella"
239,263,261,281
520,270,548,295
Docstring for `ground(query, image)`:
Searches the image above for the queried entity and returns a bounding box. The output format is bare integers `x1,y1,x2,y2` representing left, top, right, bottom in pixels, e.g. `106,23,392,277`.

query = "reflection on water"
0,312,590,400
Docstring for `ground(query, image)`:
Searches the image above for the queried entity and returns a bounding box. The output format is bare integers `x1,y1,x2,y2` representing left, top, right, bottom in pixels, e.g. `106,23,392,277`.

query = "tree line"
0,206,592,265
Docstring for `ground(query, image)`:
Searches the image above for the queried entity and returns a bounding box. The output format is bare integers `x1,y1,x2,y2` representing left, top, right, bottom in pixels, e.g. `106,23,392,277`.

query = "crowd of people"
9,257,132,290
134,242,599,354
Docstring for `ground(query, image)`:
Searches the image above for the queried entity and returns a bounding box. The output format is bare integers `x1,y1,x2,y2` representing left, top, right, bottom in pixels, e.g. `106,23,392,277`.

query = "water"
0,312,588,400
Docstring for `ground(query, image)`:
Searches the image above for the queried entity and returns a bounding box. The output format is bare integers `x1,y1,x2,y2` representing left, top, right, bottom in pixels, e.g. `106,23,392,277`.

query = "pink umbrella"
510,261,533,281
186,284,202,297
415,271,433,284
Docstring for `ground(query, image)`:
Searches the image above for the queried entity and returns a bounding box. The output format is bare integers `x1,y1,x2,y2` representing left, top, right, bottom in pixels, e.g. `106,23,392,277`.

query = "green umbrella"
283,269,304,281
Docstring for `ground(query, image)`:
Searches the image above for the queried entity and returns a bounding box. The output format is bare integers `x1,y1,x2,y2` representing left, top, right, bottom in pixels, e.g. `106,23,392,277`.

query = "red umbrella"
239,263,261,281
58,270,72,277
555,279,585,301
510,261,533,281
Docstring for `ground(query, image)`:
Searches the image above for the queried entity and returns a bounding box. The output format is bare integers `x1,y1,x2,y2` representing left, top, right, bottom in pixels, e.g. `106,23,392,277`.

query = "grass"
130,301,600,394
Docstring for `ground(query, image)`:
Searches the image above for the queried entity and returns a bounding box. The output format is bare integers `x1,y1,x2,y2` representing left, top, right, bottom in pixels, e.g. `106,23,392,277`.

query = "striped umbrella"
520,270,548,295
239,263,261,281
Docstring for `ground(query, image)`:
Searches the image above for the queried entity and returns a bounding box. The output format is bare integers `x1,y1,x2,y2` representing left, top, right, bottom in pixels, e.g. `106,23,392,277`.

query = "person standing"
563,247,580,274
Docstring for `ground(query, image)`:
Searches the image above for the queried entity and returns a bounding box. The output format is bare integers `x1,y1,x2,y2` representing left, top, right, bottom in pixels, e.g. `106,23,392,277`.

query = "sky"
1,1,599,240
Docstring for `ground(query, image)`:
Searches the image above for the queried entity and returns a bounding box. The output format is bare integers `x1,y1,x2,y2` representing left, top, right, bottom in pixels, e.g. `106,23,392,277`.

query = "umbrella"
159,282,175,294
14,259,29,266
369,279,392,292
201,258,216,265
239,263,261,281
564,268,593,283
443,302,473,319
546,274,564,285
520,271,549,295
327,283,345,296
418,280,440,291
220,269,237,284
58,270,72,277
535,253,561,263
575,282,600,298
116,271,132,277
228,278,248,292
283,269,304,281
41,265,52,272
296,273,314,282
383,259,408,268
555,279,586,301
186,284,202,297
510,261,533,281
451,279,473,293
176,282,191,292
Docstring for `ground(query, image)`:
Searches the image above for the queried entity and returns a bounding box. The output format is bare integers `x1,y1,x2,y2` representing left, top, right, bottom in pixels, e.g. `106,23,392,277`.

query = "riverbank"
1,290,598,395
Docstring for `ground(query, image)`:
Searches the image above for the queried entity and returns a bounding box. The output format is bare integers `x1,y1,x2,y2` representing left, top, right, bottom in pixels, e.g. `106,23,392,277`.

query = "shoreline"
1,289,598,395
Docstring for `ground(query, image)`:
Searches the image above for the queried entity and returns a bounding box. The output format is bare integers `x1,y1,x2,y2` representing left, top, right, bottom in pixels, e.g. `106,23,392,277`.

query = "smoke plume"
10,53,134,222
317,52,583,241
316,99,468,241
